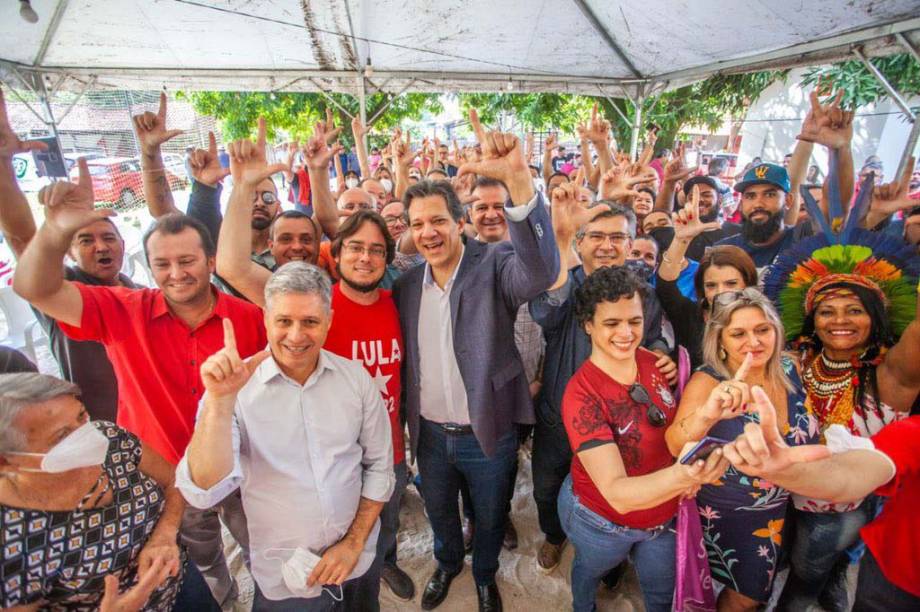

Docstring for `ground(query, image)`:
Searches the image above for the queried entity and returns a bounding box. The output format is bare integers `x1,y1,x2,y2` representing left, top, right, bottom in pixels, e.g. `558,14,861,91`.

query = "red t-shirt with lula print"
322,283,405,465
562,348,678,529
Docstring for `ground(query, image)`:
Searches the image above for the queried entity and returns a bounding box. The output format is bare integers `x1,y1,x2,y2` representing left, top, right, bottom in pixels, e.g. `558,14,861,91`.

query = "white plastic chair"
0,285,46,364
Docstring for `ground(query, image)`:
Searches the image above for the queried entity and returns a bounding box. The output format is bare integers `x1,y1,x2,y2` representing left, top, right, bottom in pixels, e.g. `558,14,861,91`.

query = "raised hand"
637,128,658,167
663,142,697,183
797,90,853,150
551,181,607,242
189,132,231,187
0,87,48,160
576,103,611,146
673,185,721,241
99,557,173,612
699,352,753,422
722,386,831,477
599,165,647,201
458,108,533,204
869,156,916,217
544,133,557,152
38,158,115,240
132,92,183,155
200,319,271,399
391,128,415,168
228,118,288,188
351,116,368,140
303,121,344,171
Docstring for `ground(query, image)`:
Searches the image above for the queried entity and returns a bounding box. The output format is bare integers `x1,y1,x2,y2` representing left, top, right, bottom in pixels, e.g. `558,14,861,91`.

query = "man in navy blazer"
393,110,559,612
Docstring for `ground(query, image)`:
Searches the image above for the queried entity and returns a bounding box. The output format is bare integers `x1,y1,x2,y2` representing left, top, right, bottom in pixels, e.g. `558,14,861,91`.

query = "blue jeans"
376,461,408,566
558,476,675,612
172,557,220,611
417,418,518,586
779,499,877,610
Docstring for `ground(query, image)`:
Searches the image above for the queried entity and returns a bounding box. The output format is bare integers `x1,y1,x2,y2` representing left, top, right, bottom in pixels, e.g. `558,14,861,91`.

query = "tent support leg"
898,115,920,180
358,75,368,152
629,94,644,161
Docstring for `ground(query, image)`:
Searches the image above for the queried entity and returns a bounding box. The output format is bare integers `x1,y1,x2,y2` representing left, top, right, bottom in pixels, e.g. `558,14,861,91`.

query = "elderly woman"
665,289,819,612
763,234,920,611
559,266,727,612
0,373,184,611
655,194,758,369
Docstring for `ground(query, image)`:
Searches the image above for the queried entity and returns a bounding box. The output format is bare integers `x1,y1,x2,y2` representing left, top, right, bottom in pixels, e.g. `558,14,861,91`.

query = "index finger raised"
222,317,238,354
751,385,780,442
256,117,267,149
77,157,91,192
208,131,218,156
157,91,168,120
468,108,486,144
733,351,753,381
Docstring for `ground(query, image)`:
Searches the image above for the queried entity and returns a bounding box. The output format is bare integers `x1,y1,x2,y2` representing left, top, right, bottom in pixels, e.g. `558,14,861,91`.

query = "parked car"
69,157,184,210
162,153,191,188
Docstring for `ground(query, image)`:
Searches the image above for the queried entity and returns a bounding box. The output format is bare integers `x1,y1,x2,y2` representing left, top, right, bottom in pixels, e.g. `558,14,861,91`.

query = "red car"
69,157,184,210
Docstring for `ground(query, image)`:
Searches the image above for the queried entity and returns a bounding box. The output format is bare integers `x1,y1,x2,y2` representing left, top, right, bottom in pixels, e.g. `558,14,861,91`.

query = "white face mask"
345,178,359,189
380,178,393,194
8,421,108,473
265,547,344,601
533,177,545,193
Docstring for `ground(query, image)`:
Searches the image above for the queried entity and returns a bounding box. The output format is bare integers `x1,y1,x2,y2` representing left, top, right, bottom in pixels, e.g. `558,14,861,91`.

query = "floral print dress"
695,357,819,602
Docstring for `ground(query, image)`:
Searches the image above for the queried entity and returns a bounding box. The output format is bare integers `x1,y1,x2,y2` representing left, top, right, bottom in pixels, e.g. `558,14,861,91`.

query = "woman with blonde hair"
665,288,819,612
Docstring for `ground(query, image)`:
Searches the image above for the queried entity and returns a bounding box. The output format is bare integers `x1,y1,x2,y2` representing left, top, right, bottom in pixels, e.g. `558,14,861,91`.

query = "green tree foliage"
800,53,920,109
456,93,595,133
178,91,443,145
456,71,782,151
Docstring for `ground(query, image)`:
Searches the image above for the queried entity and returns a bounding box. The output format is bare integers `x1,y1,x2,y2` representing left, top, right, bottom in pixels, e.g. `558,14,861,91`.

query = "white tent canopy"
2,0,920,98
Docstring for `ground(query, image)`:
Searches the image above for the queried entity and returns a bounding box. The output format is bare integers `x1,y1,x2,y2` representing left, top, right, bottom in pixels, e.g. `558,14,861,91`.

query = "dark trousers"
852,547,920,612
179,489,250,607
376,461,408,566
417,418,518,586
251,560,381,612
531,420,573,545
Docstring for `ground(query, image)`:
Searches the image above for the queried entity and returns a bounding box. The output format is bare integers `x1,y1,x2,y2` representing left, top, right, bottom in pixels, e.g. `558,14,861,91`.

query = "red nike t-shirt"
562,348,679,529
323,283,405,465
862,416,920,597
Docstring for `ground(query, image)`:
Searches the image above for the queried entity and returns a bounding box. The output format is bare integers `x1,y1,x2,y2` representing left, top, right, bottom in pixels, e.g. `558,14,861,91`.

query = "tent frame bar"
570,0,643,79
853,46,916,121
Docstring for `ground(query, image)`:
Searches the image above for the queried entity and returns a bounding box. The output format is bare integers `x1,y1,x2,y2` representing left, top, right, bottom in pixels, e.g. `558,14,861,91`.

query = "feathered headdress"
762,150,920,342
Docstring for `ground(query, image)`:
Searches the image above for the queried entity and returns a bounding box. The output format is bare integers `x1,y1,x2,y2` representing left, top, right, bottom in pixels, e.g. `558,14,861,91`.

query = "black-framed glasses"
628,383,667,428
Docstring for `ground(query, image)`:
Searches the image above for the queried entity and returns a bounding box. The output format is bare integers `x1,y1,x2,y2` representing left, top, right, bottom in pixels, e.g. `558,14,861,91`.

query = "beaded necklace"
803,349,884,434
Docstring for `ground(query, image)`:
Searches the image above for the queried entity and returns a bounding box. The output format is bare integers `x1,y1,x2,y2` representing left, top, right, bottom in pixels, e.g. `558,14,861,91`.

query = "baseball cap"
734,163,790,193
683,175,720,195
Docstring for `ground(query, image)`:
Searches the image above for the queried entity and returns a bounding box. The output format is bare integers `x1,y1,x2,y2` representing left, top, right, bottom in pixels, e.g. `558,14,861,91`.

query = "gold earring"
718,346,727,360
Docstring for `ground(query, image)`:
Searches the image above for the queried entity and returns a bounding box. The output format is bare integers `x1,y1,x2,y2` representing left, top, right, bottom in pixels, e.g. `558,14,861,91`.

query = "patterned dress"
695,357,820,602
0,422,183,610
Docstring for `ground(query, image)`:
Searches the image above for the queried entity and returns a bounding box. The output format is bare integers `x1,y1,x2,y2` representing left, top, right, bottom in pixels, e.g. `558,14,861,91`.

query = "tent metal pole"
629,92,644,161
358,75,368,151
895,32,920,65
898,118,920,179
853,46,916,121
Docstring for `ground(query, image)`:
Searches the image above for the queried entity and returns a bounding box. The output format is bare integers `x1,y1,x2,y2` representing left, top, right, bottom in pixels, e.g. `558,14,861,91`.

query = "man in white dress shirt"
176,262,394,611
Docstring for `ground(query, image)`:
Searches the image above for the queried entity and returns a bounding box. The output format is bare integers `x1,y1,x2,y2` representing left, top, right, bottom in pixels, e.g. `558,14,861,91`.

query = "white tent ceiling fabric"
1,0,919,96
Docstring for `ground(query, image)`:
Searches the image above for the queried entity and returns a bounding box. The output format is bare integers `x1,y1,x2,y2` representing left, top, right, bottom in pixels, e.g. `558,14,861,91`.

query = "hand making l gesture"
132,92,184,155
458,108,534,205
228,118,288,188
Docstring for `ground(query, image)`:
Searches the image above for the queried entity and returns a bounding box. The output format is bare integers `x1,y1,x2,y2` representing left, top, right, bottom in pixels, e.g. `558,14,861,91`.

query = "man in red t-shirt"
13,151,269,609
723,391,920,612
322,209,413,601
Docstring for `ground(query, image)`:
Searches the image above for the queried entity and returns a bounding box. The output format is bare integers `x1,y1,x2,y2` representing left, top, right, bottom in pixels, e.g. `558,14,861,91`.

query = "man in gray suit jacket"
393,111,559,612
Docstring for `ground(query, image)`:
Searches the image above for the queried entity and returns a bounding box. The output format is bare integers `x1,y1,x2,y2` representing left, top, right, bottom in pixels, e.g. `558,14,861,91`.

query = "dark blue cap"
734,163,790,193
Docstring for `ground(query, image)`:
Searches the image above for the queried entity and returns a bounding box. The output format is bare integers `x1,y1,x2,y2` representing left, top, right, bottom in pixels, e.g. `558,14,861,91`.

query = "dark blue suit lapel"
449,240,485,326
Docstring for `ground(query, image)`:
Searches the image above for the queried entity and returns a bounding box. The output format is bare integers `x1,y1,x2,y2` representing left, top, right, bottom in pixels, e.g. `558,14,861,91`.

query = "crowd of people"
0,82,918,612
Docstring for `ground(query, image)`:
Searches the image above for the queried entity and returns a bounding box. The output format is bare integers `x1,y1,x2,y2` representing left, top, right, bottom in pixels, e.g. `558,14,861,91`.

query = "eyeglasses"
343,242,387,259
709,287,763,316
584,231,630,245
254,191,278,206
383,214,407,227
628,383,667,428
342,202,374,212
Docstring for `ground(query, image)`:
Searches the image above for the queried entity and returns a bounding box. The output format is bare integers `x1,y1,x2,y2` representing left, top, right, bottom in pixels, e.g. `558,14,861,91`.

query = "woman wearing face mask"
0,374,186,611
762,230,920,612
655,191,758,369
665,289,819,612
559,266,728,612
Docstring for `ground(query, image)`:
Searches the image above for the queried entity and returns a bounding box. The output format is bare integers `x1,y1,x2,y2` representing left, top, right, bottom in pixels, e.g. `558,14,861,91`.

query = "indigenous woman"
763,229,920,611
559,266,727,612
665,289,819,612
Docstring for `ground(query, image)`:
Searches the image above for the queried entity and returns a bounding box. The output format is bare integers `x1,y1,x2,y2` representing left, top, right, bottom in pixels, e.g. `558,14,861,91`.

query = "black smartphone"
679,436,731,465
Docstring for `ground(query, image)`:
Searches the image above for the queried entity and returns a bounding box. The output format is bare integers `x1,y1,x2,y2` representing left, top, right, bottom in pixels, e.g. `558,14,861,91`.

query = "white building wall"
739,68,918,181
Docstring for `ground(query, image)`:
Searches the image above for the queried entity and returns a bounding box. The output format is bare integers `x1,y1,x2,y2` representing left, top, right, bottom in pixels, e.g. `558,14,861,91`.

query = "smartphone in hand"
679,436,732,465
